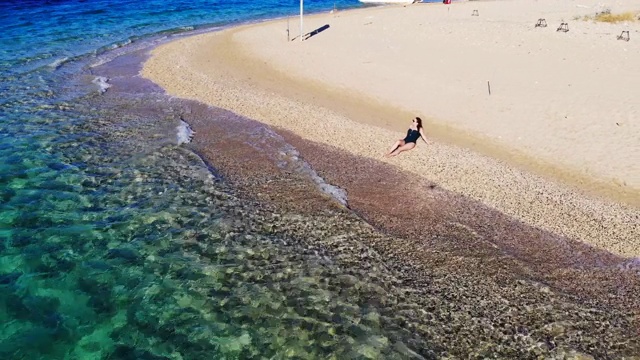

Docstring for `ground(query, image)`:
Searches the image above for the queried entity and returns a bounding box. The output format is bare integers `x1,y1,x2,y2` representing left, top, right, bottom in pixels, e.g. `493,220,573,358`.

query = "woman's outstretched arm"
419,128,428,144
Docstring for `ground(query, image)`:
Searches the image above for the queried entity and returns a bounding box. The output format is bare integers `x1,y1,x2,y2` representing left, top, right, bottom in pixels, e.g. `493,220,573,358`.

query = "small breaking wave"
91,76,111,93
48,57,69,69
241,124,348,207
176,119,195,145
284,148,349,207
313,169,349,207
109,39,133,50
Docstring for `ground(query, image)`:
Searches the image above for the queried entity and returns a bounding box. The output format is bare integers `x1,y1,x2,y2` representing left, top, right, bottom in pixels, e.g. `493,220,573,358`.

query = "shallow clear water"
0,0,452,358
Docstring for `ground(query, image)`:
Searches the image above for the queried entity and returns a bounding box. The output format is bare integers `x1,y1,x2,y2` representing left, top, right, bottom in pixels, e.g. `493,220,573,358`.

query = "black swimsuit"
403,128,420,144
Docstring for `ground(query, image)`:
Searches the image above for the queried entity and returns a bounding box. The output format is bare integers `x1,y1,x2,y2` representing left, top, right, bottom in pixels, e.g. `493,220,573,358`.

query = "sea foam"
48,57,69,69
287,149,349,207
176,120,194,145
92,76,111,93
233,118,348,207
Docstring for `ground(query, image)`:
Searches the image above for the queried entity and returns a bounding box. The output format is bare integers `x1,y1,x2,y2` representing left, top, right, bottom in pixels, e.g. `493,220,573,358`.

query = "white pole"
300,0,304,41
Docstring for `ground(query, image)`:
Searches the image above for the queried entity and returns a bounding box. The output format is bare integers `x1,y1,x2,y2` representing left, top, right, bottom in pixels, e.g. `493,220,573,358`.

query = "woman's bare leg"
385,140,405,157
388,142,415,157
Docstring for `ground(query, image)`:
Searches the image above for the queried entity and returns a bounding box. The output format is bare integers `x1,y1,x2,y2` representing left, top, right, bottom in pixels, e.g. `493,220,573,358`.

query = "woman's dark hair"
415,117,423,130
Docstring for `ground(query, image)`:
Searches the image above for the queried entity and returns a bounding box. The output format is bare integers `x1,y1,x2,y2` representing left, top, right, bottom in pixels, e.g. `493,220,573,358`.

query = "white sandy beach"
233,0,640,190
142,0,640,257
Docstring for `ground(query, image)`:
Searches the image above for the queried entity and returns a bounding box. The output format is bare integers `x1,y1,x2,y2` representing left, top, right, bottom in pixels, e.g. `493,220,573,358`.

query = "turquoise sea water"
1,0,440,358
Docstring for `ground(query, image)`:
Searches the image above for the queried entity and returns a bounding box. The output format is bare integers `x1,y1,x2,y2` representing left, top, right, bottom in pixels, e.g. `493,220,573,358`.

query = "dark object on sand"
557,23,569,32
617,31,630,41
535,18,547,27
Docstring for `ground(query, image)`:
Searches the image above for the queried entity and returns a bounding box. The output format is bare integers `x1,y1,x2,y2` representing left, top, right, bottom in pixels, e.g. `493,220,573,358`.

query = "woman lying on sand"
385,117,427,157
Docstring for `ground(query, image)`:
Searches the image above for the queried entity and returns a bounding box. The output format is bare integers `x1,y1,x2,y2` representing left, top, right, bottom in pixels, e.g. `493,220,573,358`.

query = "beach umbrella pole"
300,0,304,41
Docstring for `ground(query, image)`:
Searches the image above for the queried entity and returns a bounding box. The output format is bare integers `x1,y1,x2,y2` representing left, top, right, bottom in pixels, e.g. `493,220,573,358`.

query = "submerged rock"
108,345,170,360
106,248,141,263
0,188,16,202
0,271,22,286
0,326,57,357
88,295,116,315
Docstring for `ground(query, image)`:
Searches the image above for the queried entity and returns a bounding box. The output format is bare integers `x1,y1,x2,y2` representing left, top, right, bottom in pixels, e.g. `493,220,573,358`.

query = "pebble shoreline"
142,26,639,259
